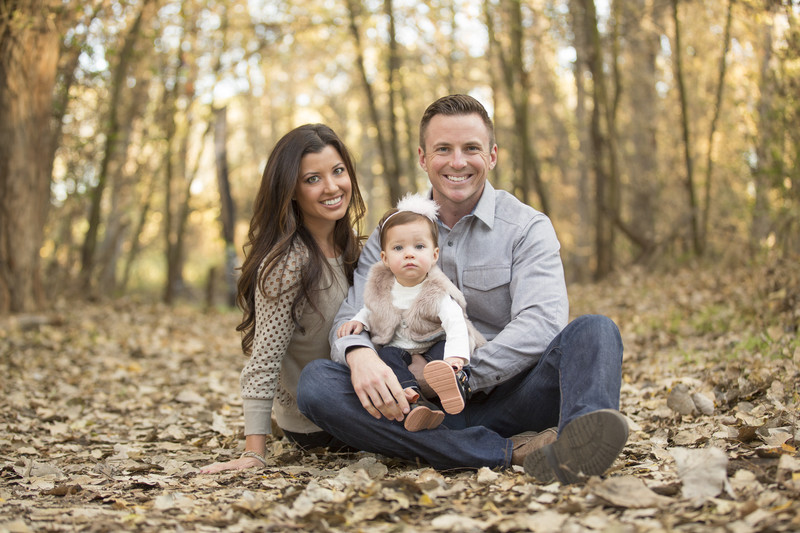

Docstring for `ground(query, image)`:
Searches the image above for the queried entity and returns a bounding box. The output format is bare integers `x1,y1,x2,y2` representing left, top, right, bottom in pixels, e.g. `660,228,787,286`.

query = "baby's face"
380,219,440,287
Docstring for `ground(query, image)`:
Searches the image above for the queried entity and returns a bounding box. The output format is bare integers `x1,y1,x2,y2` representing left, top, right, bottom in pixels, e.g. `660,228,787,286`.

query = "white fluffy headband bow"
388,193,439,222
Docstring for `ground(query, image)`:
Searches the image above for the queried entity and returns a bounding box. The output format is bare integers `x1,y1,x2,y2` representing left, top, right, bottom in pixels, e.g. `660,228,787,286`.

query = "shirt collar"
427,181,497,230
472,181,496,230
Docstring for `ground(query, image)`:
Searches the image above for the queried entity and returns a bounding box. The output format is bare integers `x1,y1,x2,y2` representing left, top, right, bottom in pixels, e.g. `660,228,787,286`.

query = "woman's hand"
198,455,263,474
346,347,409,421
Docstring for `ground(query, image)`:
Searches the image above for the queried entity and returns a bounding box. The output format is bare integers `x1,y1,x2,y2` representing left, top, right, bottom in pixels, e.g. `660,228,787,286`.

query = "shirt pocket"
461,265,512,326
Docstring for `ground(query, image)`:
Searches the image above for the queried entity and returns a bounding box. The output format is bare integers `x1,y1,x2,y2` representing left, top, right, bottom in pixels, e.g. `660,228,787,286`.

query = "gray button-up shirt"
330,182,569,393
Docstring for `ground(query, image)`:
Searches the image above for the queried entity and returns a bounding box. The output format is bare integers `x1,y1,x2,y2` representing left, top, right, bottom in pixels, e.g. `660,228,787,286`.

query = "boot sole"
523,409,628,484
423,360,465,414
404,405,445,432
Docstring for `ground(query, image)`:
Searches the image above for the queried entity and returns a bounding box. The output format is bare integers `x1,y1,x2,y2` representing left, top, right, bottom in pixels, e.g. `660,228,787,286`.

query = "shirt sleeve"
437,295,471,362
469,213,568,391
239,247,306,435
329,229,382,364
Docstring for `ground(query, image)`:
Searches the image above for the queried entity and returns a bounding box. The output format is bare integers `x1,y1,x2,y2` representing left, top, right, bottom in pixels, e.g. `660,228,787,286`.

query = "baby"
337,194,485,431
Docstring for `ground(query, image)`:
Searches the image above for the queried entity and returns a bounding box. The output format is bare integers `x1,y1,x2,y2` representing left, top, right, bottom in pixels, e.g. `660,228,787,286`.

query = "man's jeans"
297,314,623,470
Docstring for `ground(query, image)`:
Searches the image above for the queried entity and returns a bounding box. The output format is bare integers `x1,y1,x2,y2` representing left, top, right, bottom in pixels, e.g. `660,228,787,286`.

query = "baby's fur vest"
363,263,487,354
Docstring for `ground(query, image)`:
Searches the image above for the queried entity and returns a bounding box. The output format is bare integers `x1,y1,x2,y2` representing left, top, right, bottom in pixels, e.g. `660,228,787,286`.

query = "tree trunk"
162,10,202,305
623,0,660,258
750,10,775,251
509,0,549,213
120,177,153,292
445,0,457,94
214,106,238,307
671,0,701,256
164,120,205,304
488,0,549,214
344,0,401,204
0,1,60,313
578,0,617,279
80,0,151,290
568,0,593,280
700,0,733,253
162,67,181,304
483,1,506,191
494,0,527,202
96,59,153,296
384,0,406,192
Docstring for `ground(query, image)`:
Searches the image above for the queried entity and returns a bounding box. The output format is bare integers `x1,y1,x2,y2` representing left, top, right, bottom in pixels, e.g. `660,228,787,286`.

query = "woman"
201,124,366,473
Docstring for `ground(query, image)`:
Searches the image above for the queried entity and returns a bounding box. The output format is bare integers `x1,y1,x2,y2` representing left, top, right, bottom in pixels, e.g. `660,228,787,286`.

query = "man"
298,94,627,483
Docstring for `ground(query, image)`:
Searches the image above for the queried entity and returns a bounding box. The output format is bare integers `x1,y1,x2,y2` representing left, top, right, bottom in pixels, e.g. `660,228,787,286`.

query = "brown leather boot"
510,428,558,466
523,410,628,484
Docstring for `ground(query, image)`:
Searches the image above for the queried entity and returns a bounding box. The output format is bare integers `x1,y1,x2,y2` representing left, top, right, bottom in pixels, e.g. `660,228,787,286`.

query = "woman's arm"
201,248,305,474
240,248,305,433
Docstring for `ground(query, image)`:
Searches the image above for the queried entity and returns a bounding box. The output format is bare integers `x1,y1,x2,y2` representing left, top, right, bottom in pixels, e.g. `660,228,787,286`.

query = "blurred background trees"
1,0,798,313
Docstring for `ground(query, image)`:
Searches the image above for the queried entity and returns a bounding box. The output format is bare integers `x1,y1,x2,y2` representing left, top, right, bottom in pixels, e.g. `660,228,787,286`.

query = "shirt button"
448,241,454,247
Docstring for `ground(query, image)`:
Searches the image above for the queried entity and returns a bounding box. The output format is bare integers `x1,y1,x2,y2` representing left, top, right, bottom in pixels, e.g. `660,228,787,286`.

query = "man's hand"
346,347,410,421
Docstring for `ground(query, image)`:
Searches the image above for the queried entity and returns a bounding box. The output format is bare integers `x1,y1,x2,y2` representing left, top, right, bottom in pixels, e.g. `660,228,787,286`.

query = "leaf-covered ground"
1,258,799,532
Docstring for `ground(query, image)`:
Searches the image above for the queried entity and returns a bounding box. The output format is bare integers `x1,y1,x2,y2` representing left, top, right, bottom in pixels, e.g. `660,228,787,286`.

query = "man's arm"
329,229,410,420
468,213,569,391
329,231,381,363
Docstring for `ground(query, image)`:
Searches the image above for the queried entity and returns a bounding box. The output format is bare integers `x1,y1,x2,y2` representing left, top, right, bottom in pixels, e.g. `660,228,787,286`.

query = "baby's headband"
383,193,439,226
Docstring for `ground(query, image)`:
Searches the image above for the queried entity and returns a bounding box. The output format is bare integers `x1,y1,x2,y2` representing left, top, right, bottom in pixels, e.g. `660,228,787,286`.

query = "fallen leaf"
667,384,696,416
669,447,731,505
477,467,500,484
590,476,672,508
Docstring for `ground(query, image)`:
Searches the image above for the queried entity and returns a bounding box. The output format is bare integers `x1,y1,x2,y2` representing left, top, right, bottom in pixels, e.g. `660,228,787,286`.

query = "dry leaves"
1,259,799,532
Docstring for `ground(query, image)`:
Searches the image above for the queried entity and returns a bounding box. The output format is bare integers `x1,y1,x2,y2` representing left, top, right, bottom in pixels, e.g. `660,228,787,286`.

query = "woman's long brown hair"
236,124,366,355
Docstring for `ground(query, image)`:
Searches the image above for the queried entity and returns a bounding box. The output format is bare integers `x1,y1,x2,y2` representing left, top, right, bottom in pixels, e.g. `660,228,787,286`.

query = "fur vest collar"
363,263,486,353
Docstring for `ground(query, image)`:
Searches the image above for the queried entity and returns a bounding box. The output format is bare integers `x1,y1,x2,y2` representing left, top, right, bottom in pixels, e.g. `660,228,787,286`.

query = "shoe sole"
423,360,465,414
404,405,445,432
523,409,628,484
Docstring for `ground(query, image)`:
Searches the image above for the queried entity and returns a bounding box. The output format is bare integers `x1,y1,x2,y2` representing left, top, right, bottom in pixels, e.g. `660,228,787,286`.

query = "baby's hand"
444,357,467,372
337,320,364,338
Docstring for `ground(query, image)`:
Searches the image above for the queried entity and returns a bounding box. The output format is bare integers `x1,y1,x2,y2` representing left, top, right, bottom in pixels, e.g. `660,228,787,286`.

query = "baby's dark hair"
378,209,439,251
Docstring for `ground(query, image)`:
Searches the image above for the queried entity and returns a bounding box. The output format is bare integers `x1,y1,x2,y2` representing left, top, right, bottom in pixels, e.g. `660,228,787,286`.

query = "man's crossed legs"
298,314,628,481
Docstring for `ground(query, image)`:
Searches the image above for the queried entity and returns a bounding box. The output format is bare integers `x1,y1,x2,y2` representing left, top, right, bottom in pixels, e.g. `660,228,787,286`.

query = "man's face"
418,113,497,216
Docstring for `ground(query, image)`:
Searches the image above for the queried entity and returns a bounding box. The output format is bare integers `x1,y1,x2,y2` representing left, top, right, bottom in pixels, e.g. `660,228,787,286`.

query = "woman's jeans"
297,315,623,470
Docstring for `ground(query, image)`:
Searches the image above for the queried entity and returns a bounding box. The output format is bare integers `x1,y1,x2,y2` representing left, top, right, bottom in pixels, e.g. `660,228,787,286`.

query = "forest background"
1,0,799,314
2,1,800,531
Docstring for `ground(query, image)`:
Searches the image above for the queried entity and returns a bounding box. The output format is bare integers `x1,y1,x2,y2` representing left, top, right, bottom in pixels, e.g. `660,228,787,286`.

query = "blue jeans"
379,340,446,391
282,429,354,452
297,315,623,470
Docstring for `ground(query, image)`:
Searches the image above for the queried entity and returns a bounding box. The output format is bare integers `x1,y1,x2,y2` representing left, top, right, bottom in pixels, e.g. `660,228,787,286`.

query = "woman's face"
294,145,352,230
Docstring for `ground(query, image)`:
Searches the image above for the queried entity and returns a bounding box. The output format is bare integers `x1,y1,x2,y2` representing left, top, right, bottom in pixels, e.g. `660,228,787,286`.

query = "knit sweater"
240,243,348,435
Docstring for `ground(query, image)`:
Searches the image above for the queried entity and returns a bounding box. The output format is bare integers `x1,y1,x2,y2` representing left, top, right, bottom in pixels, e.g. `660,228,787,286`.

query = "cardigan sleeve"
240,245,307,435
